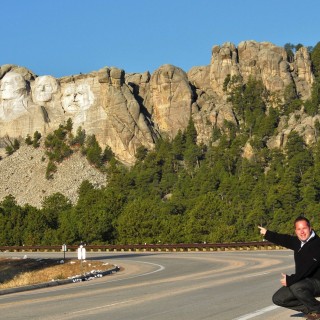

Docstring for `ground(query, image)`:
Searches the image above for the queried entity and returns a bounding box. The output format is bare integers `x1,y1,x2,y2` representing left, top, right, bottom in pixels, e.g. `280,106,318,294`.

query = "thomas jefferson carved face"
0,72,27,100
33,76,58,103
62,83,94,113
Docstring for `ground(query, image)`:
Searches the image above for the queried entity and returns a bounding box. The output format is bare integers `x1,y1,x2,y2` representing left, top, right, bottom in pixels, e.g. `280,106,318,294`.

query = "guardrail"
0,241,282,252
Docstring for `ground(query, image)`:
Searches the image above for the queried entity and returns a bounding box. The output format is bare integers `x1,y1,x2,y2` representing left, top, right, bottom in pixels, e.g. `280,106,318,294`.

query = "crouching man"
258,217,320,319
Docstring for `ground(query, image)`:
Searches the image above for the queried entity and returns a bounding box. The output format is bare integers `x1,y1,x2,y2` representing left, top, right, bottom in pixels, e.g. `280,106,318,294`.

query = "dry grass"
0,258,115,289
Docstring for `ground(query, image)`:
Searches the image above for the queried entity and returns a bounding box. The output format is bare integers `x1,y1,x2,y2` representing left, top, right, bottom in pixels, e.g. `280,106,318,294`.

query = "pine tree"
311,42,320,78
84,135,103,168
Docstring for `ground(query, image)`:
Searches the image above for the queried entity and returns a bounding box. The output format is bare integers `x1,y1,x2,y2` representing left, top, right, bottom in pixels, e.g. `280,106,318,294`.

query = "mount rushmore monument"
0,40,316,164
0,67,156,164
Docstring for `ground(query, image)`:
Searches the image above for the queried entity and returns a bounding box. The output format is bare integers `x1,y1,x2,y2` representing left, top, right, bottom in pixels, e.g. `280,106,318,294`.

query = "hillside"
1,40,320,210
0,144,107,208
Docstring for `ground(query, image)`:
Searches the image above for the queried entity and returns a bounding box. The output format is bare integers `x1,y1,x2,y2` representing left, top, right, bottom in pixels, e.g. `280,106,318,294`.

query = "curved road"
0,250,300,319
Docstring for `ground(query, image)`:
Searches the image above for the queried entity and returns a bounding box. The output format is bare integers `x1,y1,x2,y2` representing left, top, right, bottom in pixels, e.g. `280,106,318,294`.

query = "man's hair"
294,216,310,228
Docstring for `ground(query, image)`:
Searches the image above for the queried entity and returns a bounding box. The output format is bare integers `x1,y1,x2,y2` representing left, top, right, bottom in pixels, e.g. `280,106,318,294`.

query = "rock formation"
1,40,319,207
0,40,317,164
149,64,193,138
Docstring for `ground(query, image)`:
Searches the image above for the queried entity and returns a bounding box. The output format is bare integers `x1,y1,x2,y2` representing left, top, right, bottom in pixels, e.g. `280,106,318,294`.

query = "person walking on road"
258,216,320,320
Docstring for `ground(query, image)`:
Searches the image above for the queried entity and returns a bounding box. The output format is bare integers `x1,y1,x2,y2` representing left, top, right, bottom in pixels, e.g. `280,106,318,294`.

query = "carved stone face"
0,72,27,100
33,76,58,102
62,83,94,113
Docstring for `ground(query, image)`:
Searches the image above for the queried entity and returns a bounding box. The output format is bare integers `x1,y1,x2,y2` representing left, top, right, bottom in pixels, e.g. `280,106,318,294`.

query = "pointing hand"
258,226,267,235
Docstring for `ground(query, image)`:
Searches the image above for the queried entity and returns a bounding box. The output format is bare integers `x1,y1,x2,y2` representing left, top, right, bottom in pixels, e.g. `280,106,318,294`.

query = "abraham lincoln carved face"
61,83,94,113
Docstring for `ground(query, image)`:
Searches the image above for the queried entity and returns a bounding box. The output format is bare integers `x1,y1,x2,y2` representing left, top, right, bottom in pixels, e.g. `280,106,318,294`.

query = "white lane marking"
107,260,165,283
243,272,270,278
69,299,137,314
233,305,279,320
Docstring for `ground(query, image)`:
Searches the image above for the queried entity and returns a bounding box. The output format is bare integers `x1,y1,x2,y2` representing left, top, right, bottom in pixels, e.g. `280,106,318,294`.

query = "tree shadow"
290,313,306,318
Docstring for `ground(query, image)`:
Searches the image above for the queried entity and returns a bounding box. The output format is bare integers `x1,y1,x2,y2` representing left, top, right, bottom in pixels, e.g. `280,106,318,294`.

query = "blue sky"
2,0,319,78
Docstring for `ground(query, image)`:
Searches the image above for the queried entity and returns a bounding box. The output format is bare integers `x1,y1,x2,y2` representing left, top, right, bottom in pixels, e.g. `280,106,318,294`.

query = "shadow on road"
290,312,307,318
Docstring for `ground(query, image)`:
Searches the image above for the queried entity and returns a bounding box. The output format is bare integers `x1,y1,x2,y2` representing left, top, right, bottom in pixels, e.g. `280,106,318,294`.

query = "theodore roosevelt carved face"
33,76,58,103
61,83,94,113
0,72,27,100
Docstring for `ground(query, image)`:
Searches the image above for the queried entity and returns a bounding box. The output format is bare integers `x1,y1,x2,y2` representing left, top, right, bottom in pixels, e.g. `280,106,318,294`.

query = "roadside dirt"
0,257,116,289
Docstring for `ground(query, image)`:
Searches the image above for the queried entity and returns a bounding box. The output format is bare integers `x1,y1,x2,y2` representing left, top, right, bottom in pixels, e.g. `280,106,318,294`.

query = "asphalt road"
0,250,303,319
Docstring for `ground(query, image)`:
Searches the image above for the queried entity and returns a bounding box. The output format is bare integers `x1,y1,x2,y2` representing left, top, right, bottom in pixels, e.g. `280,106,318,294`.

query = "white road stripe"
243,272,270,278
233,305,279,320
69,299,137,314
106,260,165,282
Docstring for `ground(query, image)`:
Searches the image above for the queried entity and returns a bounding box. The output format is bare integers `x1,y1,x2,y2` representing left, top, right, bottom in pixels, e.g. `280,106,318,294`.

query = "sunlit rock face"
206,41,316,151
187,65,237,144
31,75,64,129
0,41,317,163
293,47,314,99
0,66,156,164
59,73,105,137
32,75,59,103
0,71,47,138
149,64,193,138
210,42,240,97
99,67,155,164
210,40,314,101
0,71,32,120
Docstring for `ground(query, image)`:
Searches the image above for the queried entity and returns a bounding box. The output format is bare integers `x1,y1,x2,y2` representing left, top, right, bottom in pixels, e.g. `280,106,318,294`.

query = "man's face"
295,220,312,242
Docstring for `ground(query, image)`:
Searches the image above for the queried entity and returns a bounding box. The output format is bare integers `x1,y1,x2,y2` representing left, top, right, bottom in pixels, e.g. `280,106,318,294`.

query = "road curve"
0,250,298,319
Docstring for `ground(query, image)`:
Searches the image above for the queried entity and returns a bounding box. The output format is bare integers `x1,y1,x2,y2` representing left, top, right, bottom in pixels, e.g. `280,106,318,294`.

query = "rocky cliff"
0,40,316,162
0,40,317,207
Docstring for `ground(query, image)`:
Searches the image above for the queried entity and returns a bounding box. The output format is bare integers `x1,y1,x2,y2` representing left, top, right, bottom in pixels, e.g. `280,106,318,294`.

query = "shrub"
46,161,57,180
25,135,33,145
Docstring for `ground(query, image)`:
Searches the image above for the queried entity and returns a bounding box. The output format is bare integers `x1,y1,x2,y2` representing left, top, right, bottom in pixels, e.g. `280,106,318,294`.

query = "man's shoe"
307,313,320,320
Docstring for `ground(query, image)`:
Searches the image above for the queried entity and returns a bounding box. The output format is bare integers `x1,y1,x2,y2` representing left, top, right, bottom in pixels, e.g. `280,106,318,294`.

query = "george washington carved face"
0,72,27,100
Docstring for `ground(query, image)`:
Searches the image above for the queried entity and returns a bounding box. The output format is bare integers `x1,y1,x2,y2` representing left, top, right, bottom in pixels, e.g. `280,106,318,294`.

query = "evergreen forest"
1,42,320,246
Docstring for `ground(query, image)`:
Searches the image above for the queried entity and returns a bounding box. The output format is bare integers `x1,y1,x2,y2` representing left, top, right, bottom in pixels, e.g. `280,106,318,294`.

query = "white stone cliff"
0,41,316,164
0,40,318,207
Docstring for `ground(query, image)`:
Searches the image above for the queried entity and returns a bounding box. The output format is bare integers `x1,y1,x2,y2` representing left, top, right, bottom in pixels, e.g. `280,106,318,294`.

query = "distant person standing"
258,217,320,319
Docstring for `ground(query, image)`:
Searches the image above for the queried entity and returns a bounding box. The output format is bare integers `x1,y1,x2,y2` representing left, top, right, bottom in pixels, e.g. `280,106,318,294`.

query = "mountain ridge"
0,39,319,207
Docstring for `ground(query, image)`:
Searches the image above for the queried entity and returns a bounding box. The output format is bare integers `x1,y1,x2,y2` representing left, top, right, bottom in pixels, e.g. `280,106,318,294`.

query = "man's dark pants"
273,278,320,314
